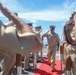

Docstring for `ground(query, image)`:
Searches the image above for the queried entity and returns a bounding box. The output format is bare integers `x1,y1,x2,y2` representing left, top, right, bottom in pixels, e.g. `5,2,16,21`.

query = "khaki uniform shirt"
45,30,60,49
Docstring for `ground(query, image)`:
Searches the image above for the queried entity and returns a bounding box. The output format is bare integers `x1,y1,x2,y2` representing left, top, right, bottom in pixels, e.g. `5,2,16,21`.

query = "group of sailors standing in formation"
0,2,76,75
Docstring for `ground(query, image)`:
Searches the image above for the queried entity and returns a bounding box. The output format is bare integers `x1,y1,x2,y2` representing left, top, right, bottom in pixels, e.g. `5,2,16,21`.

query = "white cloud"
18,0,76,22
63,0,76,10
0,0,28,11
18,11,69,21
0,0,76,22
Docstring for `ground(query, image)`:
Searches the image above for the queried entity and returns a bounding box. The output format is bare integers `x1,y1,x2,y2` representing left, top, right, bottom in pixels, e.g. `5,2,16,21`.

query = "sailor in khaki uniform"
65,30,76,75
0,3,43,74
42,25,60,72
24,22,33,70
35,26,42,61
25,25,43,70
0,2,43,56
63,13,76,75
0,20,16,75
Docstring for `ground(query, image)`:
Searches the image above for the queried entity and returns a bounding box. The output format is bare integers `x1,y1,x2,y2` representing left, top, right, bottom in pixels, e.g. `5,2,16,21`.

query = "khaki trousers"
71,51,76,75
47,47,56,69
0,51,16,75
24,56,30,69
68,45,76,75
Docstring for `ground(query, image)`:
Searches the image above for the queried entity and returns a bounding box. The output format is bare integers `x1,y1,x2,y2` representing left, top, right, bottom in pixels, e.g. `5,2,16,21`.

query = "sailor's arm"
0,3,11,19
5,21,14,27
42,30,49,37
42,34,46,38
42,30,49,41
0,2,33,33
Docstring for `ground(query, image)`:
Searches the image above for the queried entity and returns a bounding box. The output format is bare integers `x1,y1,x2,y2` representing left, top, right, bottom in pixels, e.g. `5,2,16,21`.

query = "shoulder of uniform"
54,32,59,36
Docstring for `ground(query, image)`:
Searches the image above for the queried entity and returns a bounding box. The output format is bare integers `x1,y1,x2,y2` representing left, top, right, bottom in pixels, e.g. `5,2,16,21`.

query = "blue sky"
0,0,76,44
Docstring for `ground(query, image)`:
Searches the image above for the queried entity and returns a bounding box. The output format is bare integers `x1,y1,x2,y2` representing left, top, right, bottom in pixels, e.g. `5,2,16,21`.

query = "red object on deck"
35,59,62,75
